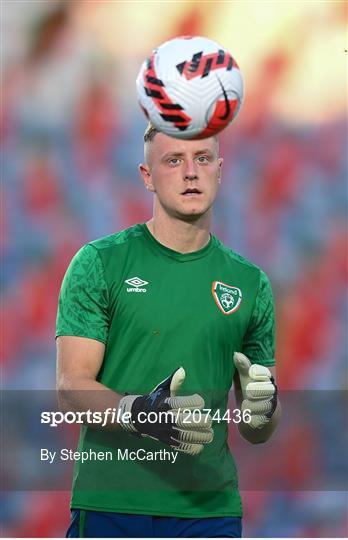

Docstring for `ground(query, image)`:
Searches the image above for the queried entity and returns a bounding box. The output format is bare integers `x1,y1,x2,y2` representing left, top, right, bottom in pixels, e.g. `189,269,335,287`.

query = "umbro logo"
125,277,148,287
125,276,149,293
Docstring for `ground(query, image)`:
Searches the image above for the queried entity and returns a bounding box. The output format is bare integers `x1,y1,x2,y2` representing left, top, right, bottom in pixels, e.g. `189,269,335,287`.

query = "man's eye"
168,158,181,165
197,156,209,163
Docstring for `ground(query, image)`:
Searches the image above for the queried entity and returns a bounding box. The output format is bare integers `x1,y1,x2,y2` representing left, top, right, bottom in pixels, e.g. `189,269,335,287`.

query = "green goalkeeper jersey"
56,223,275,518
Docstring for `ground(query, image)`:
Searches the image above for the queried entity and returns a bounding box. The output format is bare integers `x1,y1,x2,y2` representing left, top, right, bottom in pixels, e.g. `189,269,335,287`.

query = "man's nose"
184,159,198,180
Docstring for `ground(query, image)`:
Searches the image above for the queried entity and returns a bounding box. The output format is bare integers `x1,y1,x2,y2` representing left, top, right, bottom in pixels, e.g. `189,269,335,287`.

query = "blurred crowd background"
2,1,347,537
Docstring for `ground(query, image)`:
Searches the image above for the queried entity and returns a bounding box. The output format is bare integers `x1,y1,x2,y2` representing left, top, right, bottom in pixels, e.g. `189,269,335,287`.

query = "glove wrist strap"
118,394,140,433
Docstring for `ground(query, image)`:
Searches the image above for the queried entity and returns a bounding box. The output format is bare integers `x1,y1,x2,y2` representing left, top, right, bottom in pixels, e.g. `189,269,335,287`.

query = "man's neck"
146,215,211,254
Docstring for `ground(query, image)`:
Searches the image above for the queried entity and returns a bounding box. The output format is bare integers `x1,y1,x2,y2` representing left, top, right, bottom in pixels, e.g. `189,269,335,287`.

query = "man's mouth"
181,188,202,196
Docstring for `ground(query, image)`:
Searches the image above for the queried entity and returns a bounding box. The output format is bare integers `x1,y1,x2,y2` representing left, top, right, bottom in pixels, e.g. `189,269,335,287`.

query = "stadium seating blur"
2,2,347,537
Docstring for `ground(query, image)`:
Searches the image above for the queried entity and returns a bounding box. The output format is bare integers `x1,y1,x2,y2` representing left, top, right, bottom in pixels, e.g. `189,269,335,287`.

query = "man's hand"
233,352,278,430
117,368,213,456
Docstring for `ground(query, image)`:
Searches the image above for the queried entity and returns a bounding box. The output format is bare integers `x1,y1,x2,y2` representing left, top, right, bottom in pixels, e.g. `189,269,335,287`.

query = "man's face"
140,133,223,221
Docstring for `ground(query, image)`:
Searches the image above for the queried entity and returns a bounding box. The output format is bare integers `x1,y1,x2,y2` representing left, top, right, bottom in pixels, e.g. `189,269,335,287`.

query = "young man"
56,124,281,538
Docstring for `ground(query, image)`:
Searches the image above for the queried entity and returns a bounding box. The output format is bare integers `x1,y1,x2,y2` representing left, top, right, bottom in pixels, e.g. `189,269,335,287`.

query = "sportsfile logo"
125,277,149,293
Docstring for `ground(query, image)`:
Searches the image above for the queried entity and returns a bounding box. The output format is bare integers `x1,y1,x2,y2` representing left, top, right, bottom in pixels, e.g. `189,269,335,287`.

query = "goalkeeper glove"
117,367,213,456
234,352,278,429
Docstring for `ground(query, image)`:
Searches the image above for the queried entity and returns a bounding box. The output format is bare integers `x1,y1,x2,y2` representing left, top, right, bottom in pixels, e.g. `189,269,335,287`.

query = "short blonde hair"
143,122,219,146
144,123,159,143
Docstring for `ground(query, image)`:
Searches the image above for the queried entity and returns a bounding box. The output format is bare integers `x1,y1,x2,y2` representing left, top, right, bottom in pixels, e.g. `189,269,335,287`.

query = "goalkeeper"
56,124,281,538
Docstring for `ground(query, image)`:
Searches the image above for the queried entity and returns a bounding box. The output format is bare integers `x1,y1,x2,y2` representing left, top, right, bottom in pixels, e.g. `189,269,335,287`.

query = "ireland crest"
212,281,242,315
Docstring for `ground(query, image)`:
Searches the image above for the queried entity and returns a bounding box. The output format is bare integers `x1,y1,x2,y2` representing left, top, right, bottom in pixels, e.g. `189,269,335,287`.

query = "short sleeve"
242,270,275,366
56,244,109,344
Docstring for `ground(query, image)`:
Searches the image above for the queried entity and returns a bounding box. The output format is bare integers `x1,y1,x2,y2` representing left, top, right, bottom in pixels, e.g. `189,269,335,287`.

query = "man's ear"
139,164,155,192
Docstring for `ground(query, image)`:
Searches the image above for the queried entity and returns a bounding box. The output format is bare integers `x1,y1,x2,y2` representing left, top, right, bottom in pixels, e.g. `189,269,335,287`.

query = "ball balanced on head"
136,35,244,140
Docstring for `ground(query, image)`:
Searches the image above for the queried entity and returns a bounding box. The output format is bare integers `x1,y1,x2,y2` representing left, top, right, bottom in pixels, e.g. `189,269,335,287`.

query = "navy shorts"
67,509,242,538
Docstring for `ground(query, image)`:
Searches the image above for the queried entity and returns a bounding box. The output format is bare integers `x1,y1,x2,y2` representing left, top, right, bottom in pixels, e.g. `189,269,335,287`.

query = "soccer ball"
136,35,244,140
221,293,234,310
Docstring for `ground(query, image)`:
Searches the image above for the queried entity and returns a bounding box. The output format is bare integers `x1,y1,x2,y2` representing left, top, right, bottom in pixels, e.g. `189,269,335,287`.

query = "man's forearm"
238,401,282,444
57,377,125,431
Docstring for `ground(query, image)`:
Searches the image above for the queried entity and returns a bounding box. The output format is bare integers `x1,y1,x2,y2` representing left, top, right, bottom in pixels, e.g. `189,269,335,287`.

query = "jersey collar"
140,223,215,262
